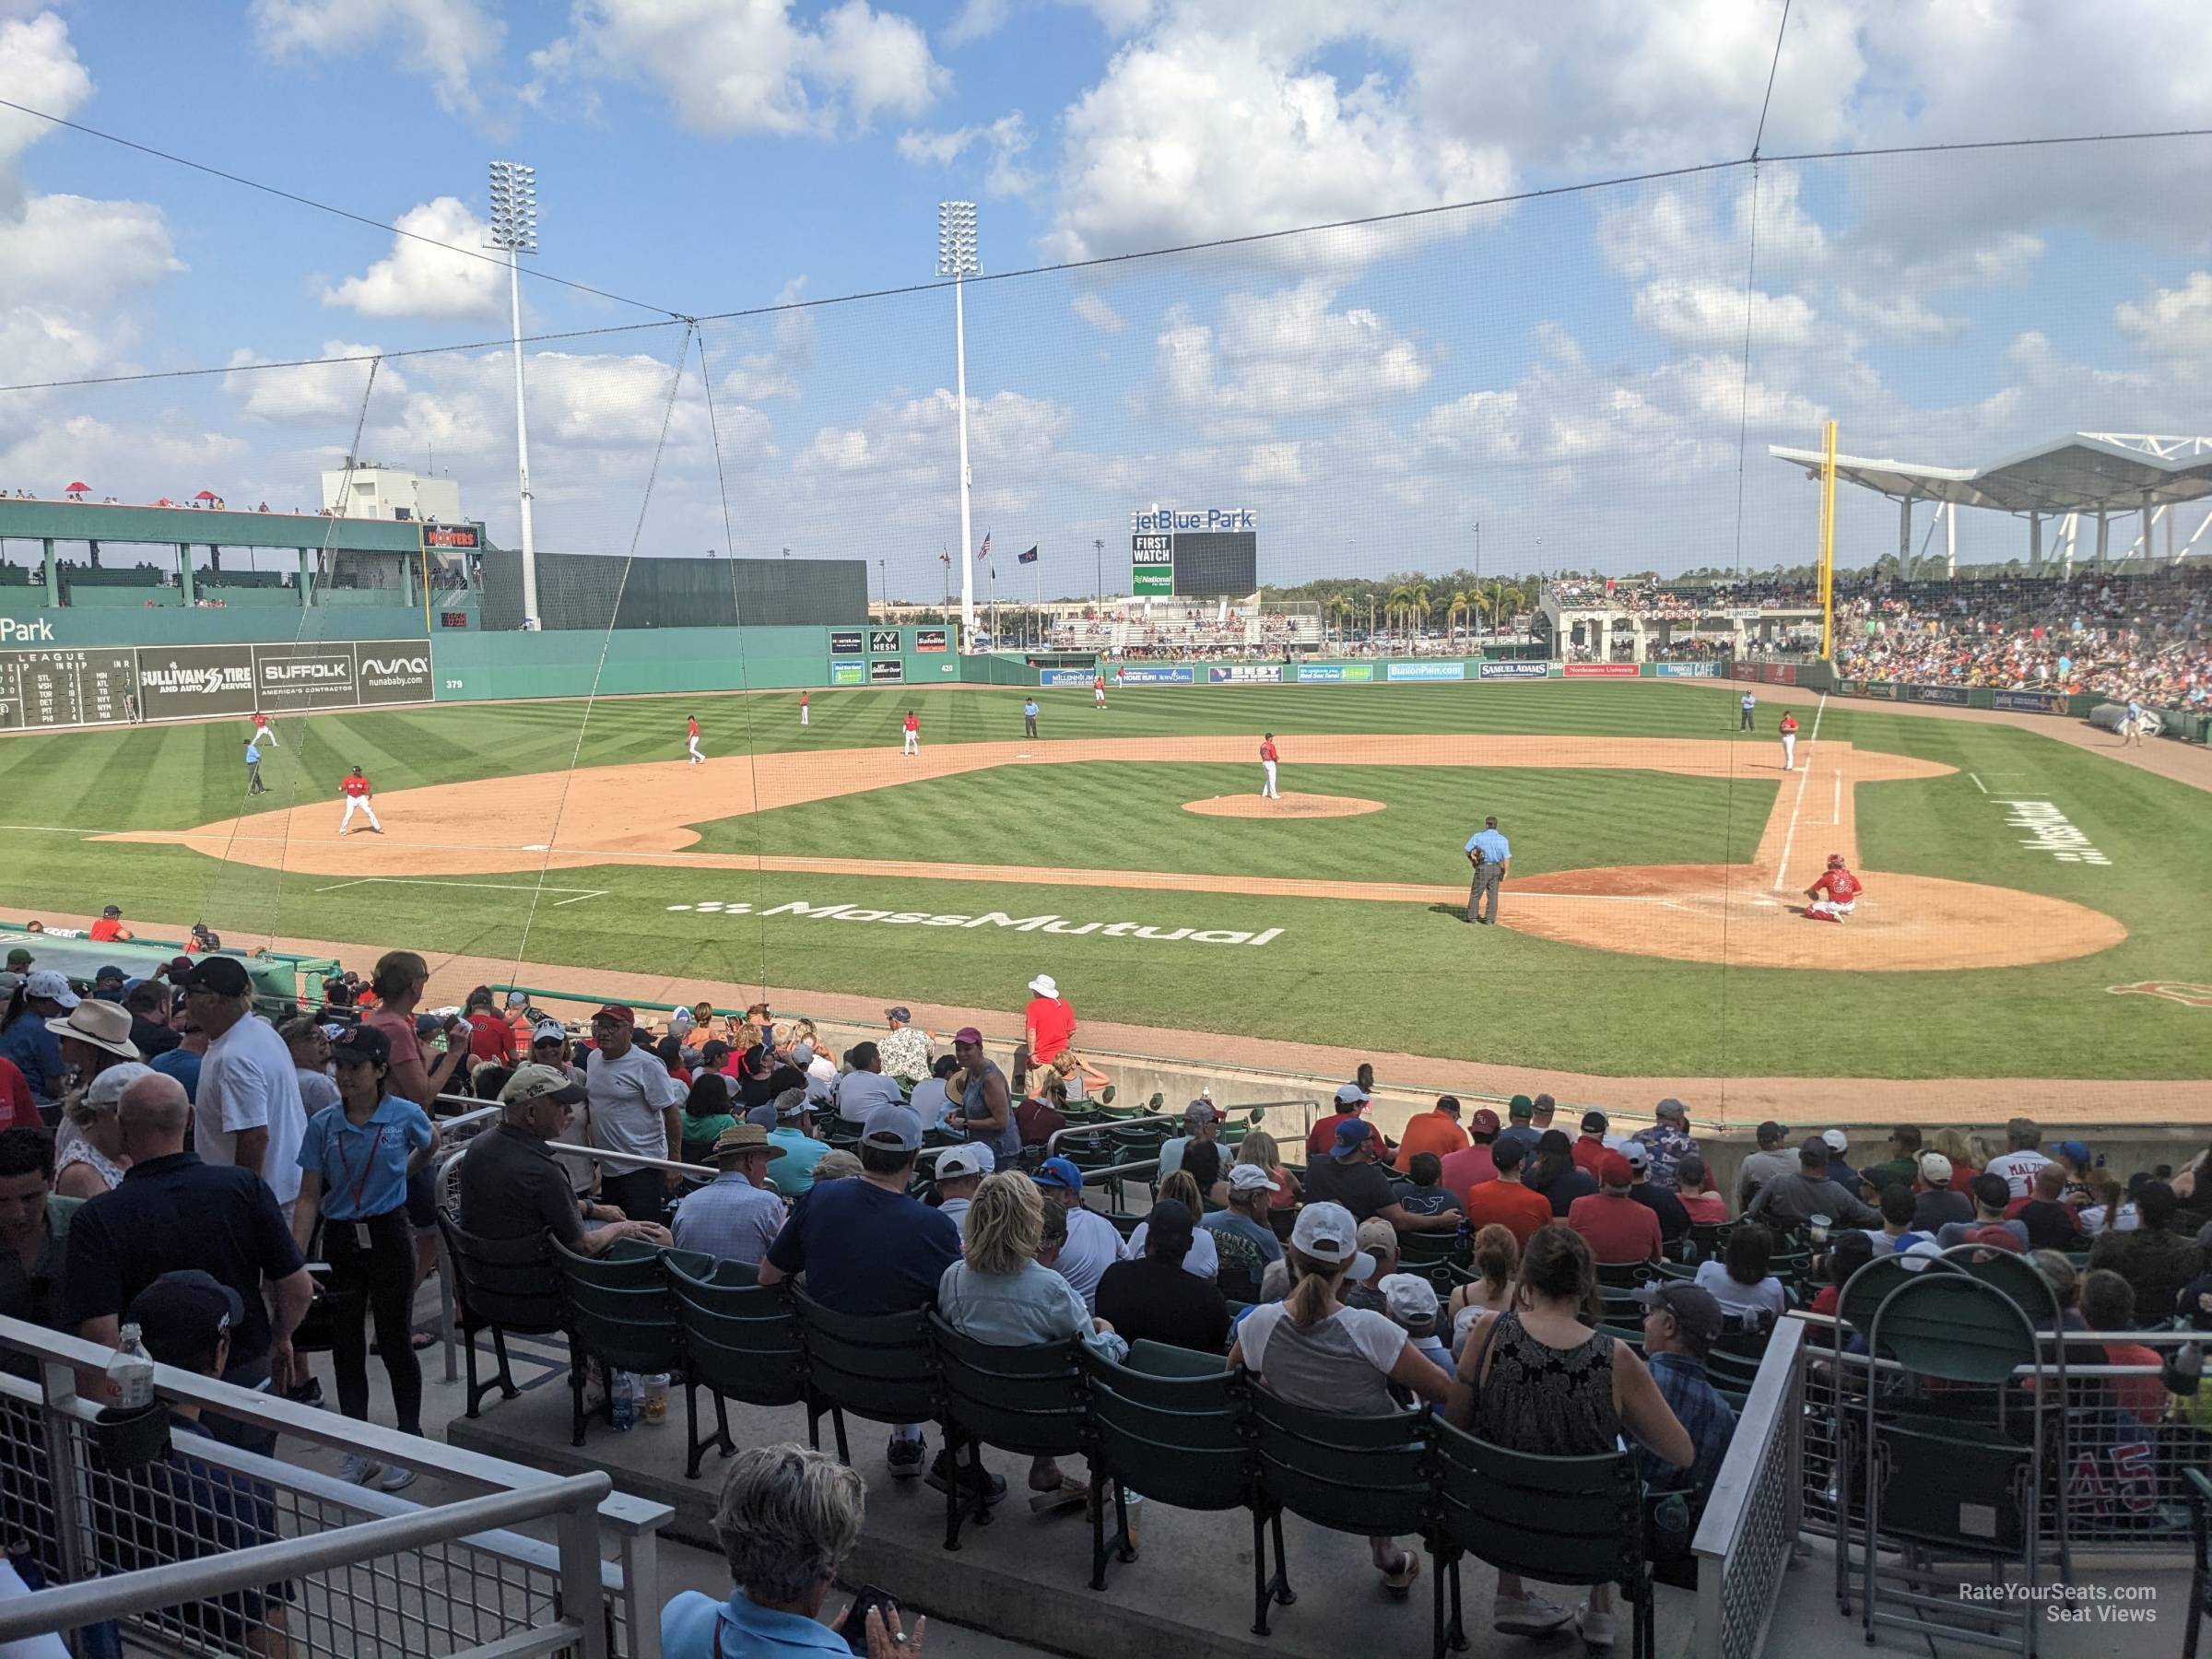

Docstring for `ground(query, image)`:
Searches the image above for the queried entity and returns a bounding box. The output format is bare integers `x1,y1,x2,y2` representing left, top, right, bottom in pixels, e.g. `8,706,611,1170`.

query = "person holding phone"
291,1025,438,1492
662,1443,926,1656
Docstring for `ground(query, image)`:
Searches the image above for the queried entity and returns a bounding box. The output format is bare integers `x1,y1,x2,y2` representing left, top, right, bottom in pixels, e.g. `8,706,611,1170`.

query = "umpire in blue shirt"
1465,816,1511,925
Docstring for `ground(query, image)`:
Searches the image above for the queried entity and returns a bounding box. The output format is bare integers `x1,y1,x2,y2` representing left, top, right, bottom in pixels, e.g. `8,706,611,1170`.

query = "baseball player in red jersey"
799,689,809,728
686,713,704,766
251,710,276,747
1804,853,1862,922
1778,711,1798,771
1093,673,1107,709
338,765,382,835
1259,733,1280,799
902,709,920,756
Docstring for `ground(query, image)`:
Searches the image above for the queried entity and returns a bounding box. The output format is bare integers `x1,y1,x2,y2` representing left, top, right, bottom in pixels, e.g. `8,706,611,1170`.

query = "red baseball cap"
593,1004,635,1025
1598,1151,1635,1188
1469,1108,1501,1135
953,1026,983,1045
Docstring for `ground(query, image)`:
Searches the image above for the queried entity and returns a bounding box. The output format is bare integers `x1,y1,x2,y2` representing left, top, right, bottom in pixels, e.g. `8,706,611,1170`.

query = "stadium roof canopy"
1768,433,2212,516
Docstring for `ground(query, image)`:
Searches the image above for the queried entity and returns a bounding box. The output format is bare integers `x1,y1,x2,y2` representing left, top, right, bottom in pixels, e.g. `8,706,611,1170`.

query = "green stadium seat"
927,1316,1092,1551
665,1252,804,1480
551,1237,685,1448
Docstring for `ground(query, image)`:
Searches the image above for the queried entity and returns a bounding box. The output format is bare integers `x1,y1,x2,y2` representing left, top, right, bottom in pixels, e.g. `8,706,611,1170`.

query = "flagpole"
1035,547,1042,650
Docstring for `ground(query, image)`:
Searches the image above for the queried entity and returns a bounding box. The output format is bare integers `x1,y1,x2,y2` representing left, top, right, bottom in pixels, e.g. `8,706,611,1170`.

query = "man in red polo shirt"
1437,1108,1500,1208
1568,1152,1663,1265
1394,1095,1470,1171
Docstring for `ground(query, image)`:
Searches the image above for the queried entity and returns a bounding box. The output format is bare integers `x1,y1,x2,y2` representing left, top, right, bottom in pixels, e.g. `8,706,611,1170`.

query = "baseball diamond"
0,677,2205,1092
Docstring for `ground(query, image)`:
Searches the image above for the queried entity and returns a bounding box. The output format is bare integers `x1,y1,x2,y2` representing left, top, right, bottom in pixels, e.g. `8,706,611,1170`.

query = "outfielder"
1260,733,1279,799
799,690,810,728
686,713,704,765
902,710,920,756
1093,673,1107,709
1778,710,1798,771
1803,853,1862,923
338,765,383,835
251,711,277,747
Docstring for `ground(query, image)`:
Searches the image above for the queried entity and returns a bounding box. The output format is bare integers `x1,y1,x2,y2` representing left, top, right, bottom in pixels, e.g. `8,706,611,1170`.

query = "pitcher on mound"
1260,733,1279,799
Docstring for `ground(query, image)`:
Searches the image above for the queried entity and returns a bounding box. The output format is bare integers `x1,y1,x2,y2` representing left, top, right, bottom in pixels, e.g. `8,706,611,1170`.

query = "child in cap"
1377,1273,1452,1373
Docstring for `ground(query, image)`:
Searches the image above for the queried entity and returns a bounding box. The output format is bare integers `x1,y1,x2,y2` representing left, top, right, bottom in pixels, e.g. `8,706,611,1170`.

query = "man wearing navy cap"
759,1105,978,1494
1031,1156,1124,1312
104,1270,295,1652
1302,1120,1462,1230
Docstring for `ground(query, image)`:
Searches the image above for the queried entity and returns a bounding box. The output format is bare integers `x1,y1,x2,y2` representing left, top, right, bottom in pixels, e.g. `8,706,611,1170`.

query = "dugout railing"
0,1315,673,1658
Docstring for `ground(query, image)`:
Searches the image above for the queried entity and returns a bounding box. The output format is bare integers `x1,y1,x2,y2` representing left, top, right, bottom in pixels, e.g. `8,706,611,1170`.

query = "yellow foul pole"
1818,418,1838,659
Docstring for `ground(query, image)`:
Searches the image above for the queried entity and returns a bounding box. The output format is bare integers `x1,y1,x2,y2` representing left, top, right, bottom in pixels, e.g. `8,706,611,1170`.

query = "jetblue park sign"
1130,506,1256,533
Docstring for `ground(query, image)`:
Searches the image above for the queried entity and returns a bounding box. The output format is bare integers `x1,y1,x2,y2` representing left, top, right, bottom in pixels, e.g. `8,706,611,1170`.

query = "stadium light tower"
487,160,541,630
937,202,980,641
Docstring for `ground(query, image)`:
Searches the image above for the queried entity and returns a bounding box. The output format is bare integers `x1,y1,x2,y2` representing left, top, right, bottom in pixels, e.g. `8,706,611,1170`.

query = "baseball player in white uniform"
338,766,383,835
1260,733,1279,799
686,713,704,765
251,712,277,747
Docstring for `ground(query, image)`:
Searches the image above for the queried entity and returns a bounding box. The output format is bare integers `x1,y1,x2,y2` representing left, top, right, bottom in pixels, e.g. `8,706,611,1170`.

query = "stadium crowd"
5,933,2210,1653
1833,569,2212,702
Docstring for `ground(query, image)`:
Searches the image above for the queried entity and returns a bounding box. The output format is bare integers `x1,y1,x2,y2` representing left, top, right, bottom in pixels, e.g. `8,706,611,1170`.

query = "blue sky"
3,1,2209,596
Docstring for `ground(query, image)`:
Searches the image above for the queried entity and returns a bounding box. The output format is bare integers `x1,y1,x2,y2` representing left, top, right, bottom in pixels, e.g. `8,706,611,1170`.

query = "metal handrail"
0,1474,611,1644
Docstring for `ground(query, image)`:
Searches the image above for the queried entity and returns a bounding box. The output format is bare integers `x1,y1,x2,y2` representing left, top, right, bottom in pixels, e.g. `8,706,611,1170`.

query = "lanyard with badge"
334,1118,388,1247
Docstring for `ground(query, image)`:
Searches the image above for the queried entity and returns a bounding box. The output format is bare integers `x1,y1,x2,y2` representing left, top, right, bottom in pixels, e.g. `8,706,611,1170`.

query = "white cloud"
248,0,503,119
0,193,182,309
1047,22,1512,265
1836,288,1966,341
895,111,1038,195
1071,292,1125,333
0,12,88,211
320,197,507,323
2115,271,2212,361
1632,279,1816,349
719,278,815,401
536,0,946,139
224,341,400,423
1155,279,1430,424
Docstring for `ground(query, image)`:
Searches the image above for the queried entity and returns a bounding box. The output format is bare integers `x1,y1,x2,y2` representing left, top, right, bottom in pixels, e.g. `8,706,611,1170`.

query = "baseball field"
0,677,2205,1091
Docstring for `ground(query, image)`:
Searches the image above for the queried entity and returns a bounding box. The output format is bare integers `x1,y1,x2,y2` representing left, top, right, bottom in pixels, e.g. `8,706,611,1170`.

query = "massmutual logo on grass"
665,898,1283,947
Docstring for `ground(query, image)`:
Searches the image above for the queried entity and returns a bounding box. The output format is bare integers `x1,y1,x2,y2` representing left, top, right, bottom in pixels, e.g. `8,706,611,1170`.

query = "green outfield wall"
429,624,968,701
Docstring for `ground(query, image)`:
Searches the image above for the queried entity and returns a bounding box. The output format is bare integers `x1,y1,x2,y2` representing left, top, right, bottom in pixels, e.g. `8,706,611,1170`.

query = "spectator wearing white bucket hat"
1023,974,1077,1068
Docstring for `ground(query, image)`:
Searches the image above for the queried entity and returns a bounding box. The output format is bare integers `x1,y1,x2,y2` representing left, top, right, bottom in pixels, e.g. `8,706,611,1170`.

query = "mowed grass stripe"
699,761,1775,882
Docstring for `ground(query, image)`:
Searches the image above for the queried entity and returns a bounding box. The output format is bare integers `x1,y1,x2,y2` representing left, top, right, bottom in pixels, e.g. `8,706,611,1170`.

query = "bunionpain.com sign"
1387,661,1465,681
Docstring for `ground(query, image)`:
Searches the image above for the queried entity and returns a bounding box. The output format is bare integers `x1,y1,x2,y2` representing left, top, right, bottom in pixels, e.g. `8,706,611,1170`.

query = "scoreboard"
1128,506,1258,596
0,649,138,730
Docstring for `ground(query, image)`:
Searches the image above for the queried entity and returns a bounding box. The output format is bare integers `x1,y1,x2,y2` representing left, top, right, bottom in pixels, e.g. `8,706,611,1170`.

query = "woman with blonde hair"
54,1061,151,1199
935,1171,1122,1510
1928,1128,1983,1193
1228,1201,1451,1597
1230,1127,1300,1220
1446,1224,1520,1356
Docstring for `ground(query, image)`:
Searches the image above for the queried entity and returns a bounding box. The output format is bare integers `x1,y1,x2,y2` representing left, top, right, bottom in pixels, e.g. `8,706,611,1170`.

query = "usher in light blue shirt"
1465,828,1511,864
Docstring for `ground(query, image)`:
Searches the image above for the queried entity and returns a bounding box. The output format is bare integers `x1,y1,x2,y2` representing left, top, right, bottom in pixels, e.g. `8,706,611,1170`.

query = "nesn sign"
1130,506,1255,533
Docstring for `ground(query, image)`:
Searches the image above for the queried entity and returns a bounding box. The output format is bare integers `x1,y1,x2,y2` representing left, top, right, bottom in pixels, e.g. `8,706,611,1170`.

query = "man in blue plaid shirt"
1632,1283,1735,1498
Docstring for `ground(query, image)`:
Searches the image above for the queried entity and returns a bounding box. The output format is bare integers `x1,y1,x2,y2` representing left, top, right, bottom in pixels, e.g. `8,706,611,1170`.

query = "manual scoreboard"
1128,506,1258,597
0,649,138,730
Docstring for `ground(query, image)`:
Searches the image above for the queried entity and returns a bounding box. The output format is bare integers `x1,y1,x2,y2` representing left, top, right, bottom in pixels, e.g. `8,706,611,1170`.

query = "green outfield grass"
0,679,2204,1080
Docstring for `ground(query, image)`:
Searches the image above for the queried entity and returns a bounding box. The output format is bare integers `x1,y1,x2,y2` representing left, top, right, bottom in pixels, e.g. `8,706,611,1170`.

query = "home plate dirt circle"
1182,793,1384,819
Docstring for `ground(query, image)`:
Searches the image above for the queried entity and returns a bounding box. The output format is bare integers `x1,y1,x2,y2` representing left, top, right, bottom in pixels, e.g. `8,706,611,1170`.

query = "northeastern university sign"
667,897,1282,947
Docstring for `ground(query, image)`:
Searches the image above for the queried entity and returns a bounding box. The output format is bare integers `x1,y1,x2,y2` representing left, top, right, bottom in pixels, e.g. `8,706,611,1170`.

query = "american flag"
976,532,993,562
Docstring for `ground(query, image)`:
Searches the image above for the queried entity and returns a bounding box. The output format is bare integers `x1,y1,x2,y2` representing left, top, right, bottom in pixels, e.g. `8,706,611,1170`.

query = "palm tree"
1409,584,1431,639
1386,583,1413,641
1446,588,1471,641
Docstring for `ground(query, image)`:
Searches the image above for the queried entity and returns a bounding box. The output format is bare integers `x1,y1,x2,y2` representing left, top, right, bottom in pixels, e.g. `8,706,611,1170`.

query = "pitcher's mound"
1183,793,1385,819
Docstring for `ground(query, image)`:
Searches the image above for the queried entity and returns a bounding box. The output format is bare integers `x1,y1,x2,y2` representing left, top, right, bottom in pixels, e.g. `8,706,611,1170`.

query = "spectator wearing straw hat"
47,998,142,1110
672,1124,787,1267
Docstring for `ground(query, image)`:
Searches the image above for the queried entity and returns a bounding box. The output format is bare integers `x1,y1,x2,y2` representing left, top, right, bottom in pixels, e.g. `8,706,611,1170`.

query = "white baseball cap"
1917,1151,1953,1187
1334,1082,1371,1107
1821,1129,1850,1154
531,1018,568,1044
1377,1273,1441,1334
1228,1163,1281,1195
25,970,78,1009
1289,1201,1375,1283
934,1144,993,1181
1029,973,1059,999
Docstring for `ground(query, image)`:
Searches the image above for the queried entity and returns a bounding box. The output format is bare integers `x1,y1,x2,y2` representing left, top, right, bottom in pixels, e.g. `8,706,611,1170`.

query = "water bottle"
610,1371,636,1432
108,1324,155,1410
643,1374,668,1426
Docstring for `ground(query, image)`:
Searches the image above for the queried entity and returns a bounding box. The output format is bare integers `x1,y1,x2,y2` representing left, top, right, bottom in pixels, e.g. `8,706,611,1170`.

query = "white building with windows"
318,460,464,524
